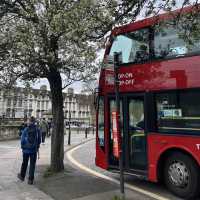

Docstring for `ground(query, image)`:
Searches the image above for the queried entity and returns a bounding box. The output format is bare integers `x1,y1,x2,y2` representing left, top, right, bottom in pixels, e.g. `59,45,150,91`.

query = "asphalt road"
70,139,200,200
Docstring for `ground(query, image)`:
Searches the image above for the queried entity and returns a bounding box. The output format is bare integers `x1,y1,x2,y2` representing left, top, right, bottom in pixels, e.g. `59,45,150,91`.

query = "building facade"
0,86,95,126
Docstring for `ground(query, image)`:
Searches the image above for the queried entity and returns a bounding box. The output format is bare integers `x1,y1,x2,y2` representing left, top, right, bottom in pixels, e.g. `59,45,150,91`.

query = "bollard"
85,127,88,138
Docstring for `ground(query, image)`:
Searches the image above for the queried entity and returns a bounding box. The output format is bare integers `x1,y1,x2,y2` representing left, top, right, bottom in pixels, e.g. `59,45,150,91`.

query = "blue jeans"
20,152,37,181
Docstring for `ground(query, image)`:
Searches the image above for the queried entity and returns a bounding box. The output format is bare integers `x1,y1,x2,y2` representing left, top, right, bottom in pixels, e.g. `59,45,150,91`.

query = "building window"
156,90,200,134
7,98,11,107
12,109,15,118
6,108,11,118
18,99,23,107
24,100,28,108
36,111,39,119
65,102,68,108
13,99,17,107
46,101,49,110
29,100,32,108
82,111,85,118
37,101,40,109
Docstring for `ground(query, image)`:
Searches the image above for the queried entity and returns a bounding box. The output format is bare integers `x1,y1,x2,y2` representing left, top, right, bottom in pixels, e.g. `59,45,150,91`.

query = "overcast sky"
31,78,83,93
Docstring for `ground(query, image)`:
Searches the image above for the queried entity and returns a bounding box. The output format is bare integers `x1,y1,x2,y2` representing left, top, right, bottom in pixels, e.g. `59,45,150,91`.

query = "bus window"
129,99,144,133
156,90,200,133
98,97,105,147
154,17,200,59
109,29,150,64
128,98,146,169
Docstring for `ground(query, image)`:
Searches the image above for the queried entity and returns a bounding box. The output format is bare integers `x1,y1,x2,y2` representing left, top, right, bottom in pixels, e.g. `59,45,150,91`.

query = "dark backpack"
23,125,38,149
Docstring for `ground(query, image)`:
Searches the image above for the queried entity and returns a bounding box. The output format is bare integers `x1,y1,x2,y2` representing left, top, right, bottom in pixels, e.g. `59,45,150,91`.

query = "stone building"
0,86,95,126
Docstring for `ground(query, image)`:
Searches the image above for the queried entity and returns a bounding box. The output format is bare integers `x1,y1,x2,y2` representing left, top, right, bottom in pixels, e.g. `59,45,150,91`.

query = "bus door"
128,96,147,170
109,98,123,166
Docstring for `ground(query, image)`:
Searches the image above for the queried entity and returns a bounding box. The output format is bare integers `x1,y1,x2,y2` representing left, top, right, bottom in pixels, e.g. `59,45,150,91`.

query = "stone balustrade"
0,124,96,141
0,125,20,141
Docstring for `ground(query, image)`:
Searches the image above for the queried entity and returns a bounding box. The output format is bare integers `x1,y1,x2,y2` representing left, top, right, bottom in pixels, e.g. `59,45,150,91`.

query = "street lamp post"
85,126,88,138
68,108,71,145
114,52,125,199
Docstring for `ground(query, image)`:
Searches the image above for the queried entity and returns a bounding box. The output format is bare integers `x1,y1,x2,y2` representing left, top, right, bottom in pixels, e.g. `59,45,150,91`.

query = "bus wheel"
164,152,200,199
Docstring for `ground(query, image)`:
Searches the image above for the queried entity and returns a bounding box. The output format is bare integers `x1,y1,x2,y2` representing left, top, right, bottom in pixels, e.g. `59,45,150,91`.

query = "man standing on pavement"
40,118,48,144
47,118,52,137
18,116,41,185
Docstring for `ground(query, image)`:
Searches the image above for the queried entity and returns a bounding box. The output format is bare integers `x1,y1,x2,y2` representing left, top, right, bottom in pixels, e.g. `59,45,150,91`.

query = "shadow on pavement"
35,164,118,200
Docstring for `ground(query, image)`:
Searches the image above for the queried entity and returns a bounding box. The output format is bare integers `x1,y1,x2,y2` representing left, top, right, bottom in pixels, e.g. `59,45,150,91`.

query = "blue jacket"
21,123,41,154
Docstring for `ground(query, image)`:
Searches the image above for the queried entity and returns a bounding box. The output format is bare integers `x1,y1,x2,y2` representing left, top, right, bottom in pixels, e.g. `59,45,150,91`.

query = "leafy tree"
0,0,198,172
82,80,98,93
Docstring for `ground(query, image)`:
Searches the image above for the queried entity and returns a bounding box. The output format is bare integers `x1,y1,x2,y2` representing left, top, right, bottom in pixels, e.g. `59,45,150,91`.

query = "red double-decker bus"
96,5,200,199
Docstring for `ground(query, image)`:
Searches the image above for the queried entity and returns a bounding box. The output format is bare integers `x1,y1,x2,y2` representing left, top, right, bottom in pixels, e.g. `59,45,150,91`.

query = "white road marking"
66,142,170,200
0,145,18,149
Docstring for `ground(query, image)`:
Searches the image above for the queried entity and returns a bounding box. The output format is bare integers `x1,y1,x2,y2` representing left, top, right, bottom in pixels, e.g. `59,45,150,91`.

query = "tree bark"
47,69,64,172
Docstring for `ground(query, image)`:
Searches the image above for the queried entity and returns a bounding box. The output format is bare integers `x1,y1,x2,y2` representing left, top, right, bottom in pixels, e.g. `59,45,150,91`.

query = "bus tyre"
164,152,200,199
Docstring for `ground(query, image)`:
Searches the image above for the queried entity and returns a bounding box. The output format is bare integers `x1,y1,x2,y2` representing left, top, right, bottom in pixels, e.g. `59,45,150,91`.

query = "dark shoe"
17,173,24,181
28,179,33,185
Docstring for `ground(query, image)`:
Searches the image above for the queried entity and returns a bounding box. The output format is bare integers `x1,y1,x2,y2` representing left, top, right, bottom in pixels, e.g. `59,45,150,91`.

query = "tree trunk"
47,69,64,172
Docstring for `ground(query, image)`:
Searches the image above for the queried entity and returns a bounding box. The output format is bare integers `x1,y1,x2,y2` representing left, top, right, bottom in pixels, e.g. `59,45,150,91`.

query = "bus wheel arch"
157,148,200,199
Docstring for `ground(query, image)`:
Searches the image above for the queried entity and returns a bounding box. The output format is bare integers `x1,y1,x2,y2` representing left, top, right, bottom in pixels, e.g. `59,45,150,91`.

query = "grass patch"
112,195,125,200
43,167,55,178
43,167,66,178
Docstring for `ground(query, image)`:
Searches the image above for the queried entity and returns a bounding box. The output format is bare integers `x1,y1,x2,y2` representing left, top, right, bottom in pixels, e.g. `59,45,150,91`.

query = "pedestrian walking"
47,118,52,137
40,118,48,144
17,116,41,185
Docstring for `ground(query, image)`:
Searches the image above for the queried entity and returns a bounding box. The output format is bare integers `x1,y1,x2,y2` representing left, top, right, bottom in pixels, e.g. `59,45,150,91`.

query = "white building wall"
0,87,93,124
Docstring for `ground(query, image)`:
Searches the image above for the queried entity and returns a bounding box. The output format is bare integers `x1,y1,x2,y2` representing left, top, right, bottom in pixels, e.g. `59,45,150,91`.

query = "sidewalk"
36,136,154,200
0,132,95,200
0,132,153,200
36,163,152,200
